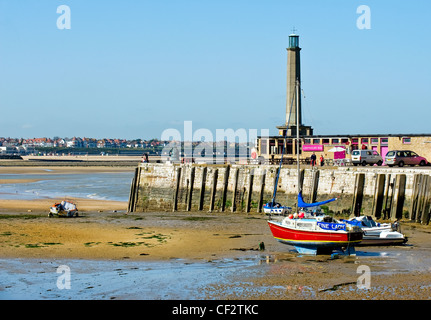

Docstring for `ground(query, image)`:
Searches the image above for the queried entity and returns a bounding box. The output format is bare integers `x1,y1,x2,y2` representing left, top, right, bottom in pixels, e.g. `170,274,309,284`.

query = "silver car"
352,149,383,166
385,150,428,167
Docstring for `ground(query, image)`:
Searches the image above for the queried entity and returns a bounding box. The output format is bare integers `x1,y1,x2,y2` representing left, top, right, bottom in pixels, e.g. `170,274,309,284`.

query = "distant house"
0,146,18,154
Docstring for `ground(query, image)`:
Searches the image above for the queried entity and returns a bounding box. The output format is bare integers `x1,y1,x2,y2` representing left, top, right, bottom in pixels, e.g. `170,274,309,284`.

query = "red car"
385,150,428,167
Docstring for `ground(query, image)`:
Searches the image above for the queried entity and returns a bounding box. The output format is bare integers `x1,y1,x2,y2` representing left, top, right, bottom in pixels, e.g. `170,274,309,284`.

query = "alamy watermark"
357,5,371,30
54,5,371,32
160,121,269,163
57,5,71,30
56,265,71,290
357,265,371,289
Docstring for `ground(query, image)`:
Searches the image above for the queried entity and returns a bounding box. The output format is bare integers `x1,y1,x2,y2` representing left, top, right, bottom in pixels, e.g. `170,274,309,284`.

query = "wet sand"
2,206,431,299
1,165,431,300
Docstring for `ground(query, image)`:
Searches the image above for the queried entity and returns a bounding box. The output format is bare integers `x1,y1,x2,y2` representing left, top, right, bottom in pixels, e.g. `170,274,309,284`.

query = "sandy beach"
2,165,431,300
0,165,263,261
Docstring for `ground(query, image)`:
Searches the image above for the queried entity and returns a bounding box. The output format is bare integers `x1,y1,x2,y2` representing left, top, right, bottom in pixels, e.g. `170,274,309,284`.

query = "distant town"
0,136,253,159
0,137,169,156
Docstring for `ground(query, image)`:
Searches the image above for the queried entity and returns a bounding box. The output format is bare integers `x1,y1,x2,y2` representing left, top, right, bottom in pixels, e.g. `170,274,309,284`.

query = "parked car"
351,149,383,166
385,150,428,167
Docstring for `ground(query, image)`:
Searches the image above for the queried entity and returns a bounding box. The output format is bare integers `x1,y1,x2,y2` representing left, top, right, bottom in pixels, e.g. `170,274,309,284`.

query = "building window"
285,139,293,154
304,138,311,144
278,140,284,154
322,139,330,144
269,140,275,154
341,138,349,144
332,138,339,144
313,139,320,144
371,138,378,144
403,137,411,144
352,138,359,145
380,138,388,145
260,140,267,154
361,138,369,144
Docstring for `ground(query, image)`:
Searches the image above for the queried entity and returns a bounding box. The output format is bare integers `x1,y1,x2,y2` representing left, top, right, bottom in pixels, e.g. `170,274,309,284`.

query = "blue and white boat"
342,216,407,246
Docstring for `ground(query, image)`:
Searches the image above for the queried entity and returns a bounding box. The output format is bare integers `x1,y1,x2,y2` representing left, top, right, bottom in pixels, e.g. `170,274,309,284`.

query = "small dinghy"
49,200,79,218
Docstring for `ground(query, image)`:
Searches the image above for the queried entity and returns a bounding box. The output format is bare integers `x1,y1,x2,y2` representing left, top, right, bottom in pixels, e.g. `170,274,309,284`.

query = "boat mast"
296,78,300,214
271,91,295,206
296,78,300,194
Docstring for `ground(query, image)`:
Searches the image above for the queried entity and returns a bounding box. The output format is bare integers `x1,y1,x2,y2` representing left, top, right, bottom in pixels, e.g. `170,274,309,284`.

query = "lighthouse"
277,32,313,137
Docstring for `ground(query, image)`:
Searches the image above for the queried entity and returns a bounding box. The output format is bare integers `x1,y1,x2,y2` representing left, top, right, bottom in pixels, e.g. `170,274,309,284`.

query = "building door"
380,146,388,165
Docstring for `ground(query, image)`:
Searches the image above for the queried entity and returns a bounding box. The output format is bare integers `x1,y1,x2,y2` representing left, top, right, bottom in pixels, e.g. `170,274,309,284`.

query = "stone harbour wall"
128,163,431,223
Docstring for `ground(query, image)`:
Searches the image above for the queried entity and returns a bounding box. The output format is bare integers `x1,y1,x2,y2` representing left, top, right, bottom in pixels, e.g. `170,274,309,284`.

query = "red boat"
267,216,363,255
266,80,362,255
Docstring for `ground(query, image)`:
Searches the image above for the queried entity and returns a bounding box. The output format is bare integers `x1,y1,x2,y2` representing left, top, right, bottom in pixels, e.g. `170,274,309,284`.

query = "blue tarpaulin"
341,219,362,227
297,192,337,208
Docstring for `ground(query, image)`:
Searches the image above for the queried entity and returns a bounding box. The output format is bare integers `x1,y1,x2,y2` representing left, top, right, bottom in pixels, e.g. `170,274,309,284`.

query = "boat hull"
267,220,363,254
357,233,407,246
342,216,407,246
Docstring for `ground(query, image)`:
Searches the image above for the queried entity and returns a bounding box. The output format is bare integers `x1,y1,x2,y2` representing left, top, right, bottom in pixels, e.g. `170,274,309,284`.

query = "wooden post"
172,166,182,212
371,174,385,219
310,169,320,203
390,174,406,220
409,174,421,221
198,167,207,211
352,173,365,217
186,166,195,211
231,168,239,212
299,169,305,193
385,175,397,219
209,168,218,213
257,169,266,213
245,169,254,213
220,165,230,212
127,167,138,213
420,175,431,225
416,175,427,223
383,174,392,220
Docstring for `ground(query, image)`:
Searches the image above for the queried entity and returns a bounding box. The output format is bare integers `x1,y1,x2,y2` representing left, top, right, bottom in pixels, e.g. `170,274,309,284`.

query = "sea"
0,170,134,202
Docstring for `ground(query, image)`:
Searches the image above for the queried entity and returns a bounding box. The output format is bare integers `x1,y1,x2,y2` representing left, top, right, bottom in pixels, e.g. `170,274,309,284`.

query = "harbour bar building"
257,33,431,164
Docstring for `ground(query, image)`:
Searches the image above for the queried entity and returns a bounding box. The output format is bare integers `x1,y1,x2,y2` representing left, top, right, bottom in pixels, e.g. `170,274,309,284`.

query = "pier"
127,163,431,224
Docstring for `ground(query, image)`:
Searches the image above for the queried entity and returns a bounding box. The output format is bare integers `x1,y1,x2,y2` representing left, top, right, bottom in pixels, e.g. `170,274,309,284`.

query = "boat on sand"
49,200,79,218
342,215,407,246
266,80,363,255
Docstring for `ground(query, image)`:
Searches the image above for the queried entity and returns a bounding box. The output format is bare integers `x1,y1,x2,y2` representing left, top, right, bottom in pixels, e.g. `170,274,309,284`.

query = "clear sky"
0,0,430,140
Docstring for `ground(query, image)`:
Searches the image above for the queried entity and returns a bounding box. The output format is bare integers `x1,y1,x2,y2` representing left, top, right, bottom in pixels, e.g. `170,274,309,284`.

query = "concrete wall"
128,163,431,223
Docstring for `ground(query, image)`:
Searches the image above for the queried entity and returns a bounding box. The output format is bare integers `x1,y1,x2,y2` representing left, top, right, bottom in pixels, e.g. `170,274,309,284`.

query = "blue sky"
0,0,430,140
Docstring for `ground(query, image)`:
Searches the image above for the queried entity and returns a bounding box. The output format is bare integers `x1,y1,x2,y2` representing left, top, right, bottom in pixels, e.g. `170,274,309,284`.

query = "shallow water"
0,257,257,300
1,245,430,300
0,172,134,202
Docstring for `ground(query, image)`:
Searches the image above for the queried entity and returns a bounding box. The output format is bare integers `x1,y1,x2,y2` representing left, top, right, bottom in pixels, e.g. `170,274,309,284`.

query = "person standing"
311,152,317,167
320,154,325,166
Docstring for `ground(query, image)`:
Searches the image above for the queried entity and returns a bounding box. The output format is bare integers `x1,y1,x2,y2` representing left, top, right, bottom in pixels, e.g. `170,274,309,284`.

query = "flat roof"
258,133,431,139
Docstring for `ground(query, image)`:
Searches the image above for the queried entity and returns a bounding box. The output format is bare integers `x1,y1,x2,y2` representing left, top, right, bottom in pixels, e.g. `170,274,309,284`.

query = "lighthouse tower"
277,32,313,137
286,33,301,127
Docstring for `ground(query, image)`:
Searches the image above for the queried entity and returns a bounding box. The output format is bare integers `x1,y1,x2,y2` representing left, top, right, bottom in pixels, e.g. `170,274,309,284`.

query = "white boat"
263,202,291,214
342,216,407,246
49,200,79,217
